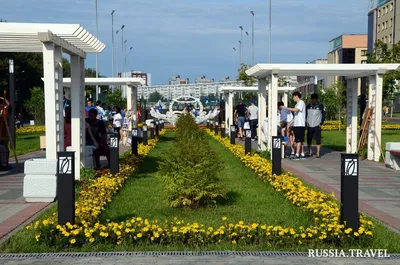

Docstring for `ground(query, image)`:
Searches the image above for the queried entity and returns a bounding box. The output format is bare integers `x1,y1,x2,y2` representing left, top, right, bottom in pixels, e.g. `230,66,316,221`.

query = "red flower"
85,188,89,192
102,169,107,175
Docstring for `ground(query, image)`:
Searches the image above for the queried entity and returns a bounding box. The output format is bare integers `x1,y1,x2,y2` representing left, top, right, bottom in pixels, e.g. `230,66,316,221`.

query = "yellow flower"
35,234,40,241
70,238,76,244
137,233,143,238
222,217,227,221
89,237,95,243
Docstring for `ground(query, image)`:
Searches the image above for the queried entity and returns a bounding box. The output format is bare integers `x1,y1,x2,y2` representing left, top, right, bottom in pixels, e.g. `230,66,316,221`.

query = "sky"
1,0,369,85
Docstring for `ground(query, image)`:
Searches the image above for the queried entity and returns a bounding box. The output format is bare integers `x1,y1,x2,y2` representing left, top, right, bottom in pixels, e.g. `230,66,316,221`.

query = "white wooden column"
269,72,279,154
373,73,384,162
80,57,86,169
70,55,81,178
42,42,58,160
132,86,138,127
367,75,376,161
346,78,358,153
283,91,288,106
224,92,229,127
126,85,132,111
267,76,272,151
55,46,64,152
228,91,234,130
257,78,267,151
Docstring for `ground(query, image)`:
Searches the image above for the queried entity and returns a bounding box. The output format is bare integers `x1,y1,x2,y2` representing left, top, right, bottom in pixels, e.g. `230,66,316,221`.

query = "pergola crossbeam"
38,31,86,58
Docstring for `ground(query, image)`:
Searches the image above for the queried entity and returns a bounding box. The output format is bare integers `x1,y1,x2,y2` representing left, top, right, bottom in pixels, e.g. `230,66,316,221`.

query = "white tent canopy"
0,22,106,181
246,63,400,161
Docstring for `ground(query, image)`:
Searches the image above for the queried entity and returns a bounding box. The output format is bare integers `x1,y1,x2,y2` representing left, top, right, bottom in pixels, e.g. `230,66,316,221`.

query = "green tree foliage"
24,87,45,124
105,87,125,108
237,64,256,86
157,115,226,208
148,91,163,103
367,40,400,100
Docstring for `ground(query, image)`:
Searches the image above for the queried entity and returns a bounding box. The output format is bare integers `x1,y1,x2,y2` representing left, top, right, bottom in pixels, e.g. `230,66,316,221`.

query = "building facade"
297,59,328,94
195,76,214,84
368,0,399,52
327,34,368,92
168,75,189,85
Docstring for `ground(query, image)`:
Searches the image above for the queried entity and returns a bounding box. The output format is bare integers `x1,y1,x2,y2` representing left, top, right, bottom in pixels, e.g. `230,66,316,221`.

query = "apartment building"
168,75,189,85
368,0,399,51
327,34,368,93
297,59,328,94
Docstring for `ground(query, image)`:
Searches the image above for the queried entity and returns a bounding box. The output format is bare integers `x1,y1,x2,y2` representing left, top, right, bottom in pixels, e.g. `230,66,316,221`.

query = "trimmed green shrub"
157,114,226,208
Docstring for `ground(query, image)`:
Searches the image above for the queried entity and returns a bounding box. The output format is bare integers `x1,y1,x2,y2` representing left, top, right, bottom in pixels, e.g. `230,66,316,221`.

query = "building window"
383,6,386,14
378,24,380,32
382,22,385,30
390,34,393,43
378,9,381,17
391,2,394,11
386,5,389,13
385,36,388,43
390,18,393,27
361,50,368,56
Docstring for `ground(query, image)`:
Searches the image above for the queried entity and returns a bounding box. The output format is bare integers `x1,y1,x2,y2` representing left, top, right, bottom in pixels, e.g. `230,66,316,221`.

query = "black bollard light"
245,129,252,154
210,121,214,131
221,123,225,138
159,120,163,131
230,125,236,144
340,153,359,232
155,121,159,136
272,136,282,176
132,128,138,156
150,122,155,139
215,121,219,135
206,120,209,129
143,124,148,145
109,133,120,175
57,151,75,225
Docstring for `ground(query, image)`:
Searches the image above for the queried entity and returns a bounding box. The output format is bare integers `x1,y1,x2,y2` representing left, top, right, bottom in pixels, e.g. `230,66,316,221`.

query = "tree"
237,64,256,86
24,87,45,125
367,40,400,101
148,91,163,103
105,87,125,108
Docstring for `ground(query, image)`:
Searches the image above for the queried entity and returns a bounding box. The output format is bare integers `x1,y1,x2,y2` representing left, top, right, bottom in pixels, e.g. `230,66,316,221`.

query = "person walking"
234,98,247,140
278,101,293,156
112,106,123,143
248,99,258,141
306,93,326,158
280,91,306,160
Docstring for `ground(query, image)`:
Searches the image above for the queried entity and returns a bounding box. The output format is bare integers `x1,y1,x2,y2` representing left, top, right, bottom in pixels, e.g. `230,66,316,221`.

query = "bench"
385,142,400,170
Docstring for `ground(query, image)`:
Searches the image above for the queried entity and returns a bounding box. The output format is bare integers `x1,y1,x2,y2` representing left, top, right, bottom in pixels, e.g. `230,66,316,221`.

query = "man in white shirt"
280,91,306,160
247,99,258,141
96,101,105,120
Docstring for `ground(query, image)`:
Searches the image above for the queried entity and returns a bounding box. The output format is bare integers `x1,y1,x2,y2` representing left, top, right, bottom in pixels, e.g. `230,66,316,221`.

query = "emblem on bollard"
344,158,358,176
132,129,138,137
58,156,72,175
110,137,118,148
273,138,281,149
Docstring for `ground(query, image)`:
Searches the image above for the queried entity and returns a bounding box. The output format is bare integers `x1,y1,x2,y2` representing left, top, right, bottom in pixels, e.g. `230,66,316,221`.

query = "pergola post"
55,46,64,152
282,91,288,107
42,42,61,159
346,78,358,153
367,75,376,161
228,91,234,130
268,71,279,153
257,78,267,151
132,86,138,127
224,92,230,127
373,73,384,162
70,55,85,179
126,85,132,111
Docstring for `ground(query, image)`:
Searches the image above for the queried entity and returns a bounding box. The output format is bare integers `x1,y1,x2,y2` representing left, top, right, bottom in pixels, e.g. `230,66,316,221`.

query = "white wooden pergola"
218,86,296,136
246,64,400,161
61,77,145,117
0,22,105,179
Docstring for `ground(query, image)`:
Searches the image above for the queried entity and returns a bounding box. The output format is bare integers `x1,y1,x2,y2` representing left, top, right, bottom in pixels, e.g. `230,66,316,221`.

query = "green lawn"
321,130,399,152
13,132,44,157
101,132,314,228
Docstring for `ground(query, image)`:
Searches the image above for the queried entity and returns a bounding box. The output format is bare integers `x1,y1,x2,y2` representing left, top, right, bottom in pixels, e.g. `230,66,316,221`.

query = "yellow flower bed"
16,125,45,133
25,128,373,248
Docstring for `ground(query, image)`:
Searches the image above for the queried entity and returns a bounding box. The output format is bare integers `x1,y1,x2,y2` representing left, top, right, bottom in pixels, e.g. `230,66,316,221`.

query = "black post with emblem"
272,136,282,176
215,121,219,135
109,133,119,175
340,153,359,231
142,124,148,145
57,151,75,225
230,125,236,144
131,128,138,156
159,120,163,131
150,122,155,139
245,129,252,154
210,121,214,131
155,121,159,136
221,123,225,138
206,120,209,129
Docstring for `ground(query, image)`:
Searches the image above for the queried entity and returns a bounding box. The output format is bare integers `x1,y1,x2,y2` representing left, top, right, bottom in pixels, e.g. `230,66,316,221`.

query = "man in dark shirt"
306,93,326,158
234,98,247,139
86,108,110,169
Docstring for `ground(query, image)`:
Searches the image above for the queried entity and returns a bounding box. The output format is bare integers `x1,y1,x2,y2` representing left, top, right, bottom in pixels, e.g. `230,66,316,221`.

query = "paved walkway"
0,146,130,241
0,254,398,264
282,147,400,232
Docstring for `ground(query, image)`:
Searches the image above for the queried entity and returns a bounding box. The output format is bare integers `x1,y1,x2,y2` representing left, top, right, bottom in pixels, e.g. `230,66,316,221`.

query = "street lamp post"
121,25,125,77
269,0,272,63
111,10,115,78
245,31,249,65
95,0,99,102
130,47,133,69
233,47,236,76
250,11,255,65
238,41,241,68
116,30,119,77
124,40,127,73
239,26,243,65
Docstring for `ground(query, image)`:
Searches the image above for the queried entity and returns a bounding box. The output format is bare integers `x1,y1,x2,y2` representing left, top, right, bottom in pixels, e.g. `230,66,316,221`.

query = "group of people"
64,99,127,170
233,91,326,160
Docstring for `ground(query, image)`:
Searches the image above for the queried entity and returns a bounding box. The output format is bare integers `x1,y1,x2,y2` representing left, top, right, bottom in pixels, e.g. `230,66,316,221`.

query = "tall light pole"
250,11,255,65
245,31,249,65
121,25,125,77
269,0,272,63
116,30,119,77
111,10,115,78
130,46,133,70
238,40,241,68
124,40,127,73
233,47,237,77
239,26,243,65
95,0,99,102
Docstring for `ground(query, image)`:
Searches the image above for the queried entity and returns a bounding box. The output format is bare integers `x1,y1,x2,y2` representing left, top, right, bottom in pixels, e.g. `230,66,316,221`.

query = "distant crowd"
233,91,326,160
